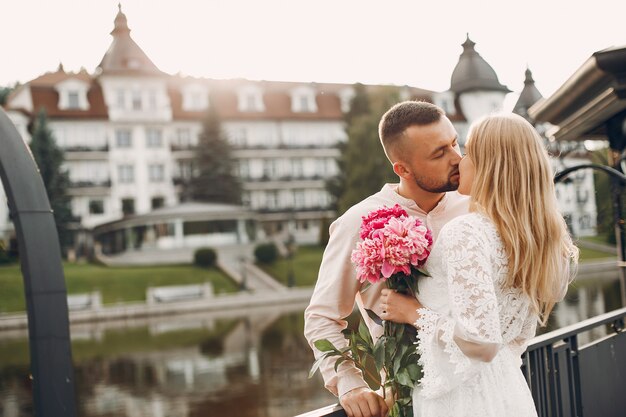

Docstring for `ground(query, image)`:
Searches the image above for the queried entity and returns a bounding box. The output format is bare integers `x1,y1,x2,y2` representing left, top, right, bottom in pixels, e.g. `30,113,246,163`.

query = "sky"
1,0,625,104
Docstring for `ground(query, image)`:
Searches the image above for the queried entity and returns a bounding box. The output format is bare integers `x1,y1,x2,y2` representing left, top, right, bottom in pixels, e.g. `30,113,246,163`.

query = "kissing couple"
305,101,578,417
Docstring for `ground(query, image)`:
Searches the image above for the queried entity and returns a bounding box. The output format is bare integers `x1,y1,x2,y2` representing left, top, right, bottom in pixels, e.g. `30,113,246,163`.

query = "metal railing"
299,307,626,417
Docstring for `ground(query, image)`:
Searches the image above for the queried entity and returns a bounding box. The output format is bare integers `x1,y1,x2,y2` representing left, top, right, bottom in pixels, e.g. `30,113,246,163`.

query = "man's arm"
304,214,369,397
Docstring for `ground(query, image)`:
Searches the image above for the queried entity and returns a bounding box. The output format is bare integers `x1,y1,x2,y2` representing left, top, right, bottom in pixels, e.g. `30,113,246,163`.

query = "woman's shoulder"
439,212,498,245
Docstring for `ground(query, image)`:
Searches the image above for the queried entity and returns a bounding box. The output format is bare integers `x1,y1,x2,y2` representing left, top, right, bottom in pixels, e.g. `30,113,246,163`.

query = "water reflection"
0,272,623,417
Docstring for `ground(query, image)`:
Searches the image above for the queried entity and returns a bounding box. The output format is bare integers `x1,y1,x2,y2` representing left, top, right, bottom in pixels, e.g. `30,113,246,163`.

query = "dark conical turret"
97,4,164,76
513,67,543,120
450,34,511,94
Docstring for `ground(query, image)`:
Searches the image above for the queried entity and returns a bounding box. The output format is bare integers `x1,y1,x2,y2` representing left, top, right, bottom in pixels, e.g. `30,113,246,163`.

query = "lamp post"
239,255,248,291
286,233,296,288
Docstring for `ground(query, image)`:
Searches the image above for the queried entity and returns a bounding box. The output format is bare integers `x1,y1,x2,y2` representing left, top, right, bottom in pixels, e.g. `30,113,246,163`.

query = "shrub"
254,243,278,264
194,247,217,268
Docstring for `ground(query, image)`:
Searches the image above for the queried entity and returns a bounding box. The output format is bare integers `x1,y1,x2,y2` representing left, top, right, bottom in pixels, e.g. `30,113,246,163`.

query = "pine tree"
335,86,399,214
0,85,14,105
188,107,242,204
326,83,371,213
29,108,74,252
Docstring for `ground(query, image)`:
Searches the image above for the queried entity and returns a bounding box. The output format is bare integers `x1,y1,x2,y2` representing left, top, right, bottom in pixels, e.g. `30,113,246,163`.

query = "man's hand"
339,387,389,417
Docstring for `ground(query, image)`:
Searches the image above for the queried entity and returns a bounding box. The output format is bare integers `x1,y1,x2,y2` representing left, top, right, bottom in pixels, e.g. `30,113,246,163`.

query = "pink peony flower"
359,204,408,240
351,206,432,284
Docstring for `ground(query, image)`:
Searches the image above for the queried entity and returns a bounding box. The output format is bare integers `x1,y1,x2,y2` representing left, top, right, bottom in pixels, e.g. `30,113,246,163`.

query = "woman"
379,113,578,417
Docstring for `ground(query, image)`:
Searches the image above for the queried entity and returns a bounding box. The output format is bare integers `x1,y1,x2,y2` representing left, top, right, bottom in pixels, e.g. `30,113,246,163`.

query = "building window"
246,94,257,111
262,159,277,179
238,87,264,112
116,90,125,109
230,128,247,147
148,164,165,182
292,159,303,178
88,199,104,215
146,128,163,148
293,189,305,208
237,159,250,179
175,128,192,149
67,91,80,109
181,159,194,179
299,96,310,112
116,130,132,148
132,91,142,110
118,164,135,183
315,158,327,177
266,191,279,209
151,197,165,210
121,198,135,216
147,91,157,110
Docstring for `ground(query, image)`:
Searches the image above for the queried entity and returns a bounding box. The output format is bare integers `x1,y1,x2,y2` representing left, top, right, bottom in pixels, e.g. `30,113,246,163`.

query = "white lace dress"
413,212,538,417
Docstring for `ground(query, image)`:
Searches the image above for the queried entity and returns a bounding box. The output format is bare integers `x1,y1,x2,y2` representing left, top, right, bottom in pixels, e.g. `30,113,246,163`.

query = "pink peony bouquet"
310,205,432,417
352,204,432,285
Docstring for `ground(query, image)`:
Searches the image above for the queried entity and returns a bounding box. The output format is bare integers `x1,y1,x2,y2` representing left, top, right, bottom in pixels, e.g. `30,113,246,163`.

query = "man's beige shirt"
304,183,469,397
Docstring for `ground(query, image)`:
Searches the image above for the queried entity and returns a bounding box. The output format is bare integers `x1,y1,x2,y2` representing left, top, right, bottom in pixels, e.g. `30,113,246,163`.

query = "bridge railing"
298,306,626,417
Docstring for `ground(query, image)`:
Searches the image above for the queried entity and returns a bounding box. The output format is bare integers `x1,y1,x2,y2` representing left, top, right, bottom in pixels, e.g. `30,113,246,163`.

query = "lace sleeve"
414,216,503,398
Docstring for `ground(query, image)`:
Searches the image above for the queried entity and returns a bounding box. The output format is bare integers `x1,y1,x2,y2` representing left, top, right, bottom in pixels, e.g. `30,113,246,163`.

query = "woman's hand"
379,288,423,325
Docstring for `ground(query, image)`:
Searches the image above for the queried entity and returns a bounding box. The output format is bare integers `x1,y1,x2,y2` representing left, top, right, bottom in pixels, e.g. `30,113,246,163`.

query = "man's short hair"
378,101,445,162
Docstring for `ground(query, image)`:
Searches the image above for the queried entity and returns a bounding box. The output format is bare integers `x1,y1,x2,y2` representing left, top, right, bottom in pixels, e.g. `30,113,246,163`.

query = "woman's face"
458,151,475,196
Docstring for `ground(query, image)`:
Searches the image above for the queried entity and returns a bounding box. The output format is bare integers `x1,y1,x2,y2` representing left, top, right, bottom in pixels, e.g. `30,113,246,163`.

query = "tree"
325,83,371,213
0,86,14,106
336,86,400,214
188,107,242,204
29,109,74,252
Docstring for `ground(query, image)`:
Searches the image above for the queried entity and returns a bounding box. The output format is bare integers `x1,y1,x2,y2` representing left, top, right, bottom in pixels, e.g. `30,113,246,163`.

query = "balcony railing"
69,180,112,188
63,144,109,152
299,307,626,417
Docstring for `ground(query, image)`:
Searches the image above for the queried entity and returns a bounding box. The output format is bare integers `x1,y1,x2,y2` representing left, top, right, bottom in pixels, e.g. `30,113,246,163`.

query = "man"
304,101,469,417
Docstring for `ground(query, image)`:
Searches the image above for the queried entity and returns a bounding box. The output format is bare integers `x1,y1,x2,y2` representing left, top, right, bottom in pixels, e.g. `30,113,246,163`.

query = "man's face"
396,117,462,193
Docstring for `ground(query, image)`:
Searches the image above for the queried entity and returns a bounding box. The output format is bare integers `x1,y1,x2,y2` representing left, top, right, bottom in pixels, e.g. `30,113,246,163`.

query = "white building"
0,10,597,257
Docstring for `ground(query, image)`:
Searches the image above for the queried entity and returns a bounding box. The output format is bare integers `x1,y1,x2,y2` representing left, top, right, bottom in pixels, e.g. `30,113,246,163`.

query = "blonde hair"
466,113,579,326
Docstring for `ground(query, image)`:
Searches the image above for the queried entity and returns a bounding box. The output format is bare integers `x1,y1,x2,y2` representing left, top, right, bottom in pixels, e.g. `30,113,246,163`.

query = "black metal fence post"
0,108,78,416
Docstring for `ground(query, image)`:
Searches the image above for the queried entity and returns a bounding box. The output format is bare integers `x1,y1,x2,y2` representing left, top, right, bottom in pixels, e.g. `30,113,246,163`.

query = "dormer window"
433,91,456,116
67,91,80,109
237,85,264,112
182,83,209,111
55,78,90,111
290,86,317,113
338,88,355,113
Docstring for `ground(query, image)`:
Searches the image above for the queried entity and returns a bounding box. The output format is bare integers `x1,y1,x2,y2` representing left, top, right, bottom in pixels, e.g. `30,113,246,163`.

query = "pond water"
0,271,623,417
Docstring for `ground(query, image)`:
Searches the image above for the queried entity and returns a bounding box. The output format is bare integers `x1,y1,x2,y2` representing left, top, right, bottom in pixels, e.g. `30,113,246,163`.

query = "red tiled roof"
24,82,108,120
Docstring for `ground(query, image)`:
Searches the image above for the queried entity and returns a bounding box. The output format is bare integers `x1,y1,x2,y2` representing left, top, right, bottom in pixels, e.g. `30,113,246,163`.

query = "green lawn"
258,243,614,287
259,245,325,287
0,262,238,313
578,246,616,261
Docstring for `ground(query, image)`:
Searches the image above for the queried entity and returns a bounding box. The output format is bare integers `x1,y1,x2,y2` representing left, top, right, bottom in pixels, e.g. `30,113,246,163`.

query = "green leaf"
334,356,348,372
374,337,385,371
395,323,405,340
393,343,408,375
385,337,397,362
358,319,373,345
365,308,383,326
341,328,354,339
313,339,337,353
362,352,382,391
406,363,422,383
395,368,413,387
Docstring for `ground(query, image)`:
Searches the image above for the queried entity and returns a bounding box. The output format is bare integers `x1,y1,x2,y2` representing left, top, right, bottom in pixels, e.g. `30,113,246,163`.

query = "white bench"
146,283,214,305
67,291,102,311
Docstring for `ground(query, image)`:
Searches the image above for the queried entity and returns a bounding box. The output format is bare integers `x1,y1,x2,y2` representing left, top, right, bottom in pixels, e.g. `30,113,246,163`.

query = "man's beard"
412,170,459,193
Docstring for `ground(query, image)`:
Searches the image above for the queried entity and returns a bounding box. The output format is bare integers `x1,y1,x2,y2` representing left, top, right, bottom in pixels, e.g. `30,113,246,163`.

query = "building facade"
1,8,597,257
